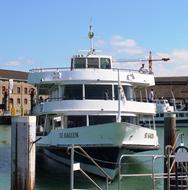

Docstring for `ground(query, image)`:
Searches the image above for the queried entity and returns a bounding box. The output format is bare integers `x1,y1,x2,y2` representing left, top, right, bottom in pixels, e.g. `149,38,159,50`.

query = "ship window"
63,85,82,100
85,85,112,100
125,86,134,100
121,116,139,124
74,58,86,68
114,85,134,100
156,113,159,117
67,116,86,128
100,58,111,69
87,58,99,68
179,113,184,117
89,115,116,125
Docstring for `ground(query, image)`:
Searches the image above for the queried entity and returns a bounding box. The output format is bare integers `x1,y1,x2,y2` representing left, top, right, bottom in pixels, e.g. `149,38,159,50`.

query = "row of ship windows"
50,84,134,101
156,113,188,118
38,115,139,128
71,58,111,69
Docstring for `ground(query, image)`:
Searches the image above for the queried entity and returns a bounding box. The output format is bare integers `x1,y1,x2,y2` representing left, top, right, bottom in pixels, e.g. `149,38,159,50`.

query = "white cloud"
153,50,188,76
5,57,34,67
111,48,188,77
110,35,144,55
108,36,188,76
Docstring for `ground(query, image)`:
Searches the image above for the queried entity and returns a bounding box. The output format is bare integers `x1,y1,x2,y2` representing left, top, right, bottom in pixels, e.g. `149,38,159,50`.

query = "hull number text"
144,133,154,139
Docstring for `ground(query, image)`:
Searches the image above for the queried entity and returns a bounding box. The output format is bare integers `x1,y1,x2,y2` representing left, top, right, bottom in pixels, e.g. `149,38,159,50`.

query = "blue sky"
0,0,188,76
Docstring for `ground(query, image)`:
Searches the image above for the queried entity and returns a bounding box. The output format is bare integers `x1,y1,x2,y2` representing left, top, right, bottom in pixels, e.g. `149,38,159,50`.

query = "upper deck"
28,54,155,87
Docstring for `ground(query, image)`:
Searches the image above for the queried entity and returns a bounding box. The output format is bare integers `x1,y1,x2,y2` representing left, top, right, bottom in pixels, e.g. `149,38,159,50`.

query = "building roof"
155,76,188,85
0,69,28,81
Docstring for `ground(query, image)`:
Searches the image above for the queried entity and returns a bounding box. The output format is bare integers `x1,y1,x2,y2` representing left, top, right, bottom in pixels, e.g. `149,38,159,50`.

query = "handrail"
68,145,111,190
173,132,184,150
29,66,152,74
118,153,188,190
118,154,165,190
72,145,112,181
164,132,185,175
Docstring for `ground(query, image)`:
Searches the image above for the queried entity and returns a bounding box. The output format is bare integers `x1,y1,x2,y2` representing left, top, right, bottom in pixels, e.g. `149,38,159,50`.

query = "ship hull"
36,122,159,179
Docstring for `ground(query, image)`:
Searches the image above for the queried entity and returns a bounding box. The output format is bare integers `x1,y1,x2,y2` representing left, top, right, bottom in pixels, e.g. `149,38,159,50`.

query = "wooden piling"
164,113,176,190
164,113,176,148
11,116,36,190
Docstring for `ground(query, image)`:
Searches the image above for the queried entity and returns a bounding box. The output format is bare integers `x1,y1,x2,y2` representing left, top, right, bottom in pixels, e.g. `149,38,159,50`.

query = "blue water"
0,125,187,190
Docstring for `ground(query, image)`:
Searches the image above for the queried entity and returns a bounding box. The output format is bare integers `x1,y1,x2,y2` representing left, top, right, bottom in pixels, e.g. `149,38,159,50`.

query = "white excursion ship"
146,99,188,127
28,27,159,179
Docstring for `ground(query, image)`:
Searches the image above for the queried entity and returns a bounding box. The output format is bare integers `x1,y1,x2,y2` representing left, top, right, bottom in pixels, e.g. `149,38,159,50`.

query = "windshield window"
88,58,99,68
100,58,111,69
74,58,86,68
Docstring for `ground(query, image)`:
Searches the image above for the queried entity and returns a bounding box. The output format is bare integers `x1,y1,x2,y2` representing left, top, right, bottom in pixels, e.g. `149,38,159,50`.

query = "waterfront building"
0,69,36,116
135,76,188,110
154,76,188,109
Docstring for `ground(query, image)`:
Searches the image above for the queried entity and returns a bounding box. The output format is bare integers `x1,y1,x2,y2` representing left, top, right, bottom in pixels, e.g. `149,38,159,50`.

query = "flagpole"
117,69,121,123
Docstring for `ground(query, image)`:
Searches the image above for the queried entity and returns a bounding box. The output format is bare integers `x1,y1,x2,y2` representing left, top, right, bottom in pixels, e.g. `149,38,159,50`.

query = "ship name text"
59,132,79,138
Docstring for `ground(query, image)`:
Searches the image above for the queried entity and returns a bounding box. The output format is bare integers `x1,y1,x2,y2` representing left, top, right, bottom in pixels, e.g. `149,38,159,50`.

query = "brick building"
148,76,188,110
0,69,36,116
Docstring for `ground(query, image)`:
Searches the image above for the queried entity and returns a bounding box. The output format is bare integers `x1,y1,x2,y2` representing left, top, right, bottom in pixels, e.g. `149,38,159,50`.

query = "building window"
17,87,21,94
17,98,21,104
24,88,28,94
2,86,5,94
24,98,28,104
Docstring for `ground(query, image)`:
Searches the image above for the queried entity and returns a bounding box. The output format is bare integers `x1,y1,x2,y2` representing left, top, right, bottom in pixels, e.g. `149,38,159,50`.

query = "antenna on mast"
149,51,152,73
88,18,95,54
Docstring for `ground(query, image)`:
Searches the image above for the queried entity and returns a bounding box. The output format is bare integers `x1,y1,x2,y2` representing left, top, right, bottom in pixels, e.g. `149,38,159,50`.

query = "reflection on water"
0,125,11,190
0,140,9,144
0,125,188,190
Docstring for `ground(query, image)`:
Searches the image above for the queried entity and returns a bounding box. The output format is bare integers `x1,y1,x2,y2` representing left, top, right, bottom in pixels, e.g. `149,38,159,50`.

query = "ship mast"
88,22,95,55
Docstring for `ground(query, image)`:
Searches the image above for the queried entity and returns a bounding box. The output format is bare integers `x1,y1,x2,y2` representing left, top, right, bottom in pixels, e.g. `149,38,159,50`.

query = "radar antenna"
88,19,95,55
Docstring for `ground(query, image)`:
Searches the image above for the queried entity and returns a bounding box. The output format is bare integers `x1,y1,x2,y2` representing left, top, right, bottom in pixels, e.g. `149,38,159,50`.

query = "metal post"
106,177,108,190
11,116,36,190
117,69,121,123
164,113,176,190
70,144,74,190
152,156,155,190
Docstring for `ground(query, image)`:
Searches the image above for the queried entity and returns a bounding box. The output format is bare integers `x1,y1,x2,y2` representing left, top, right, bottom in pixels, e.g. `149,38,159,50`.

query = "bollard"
164,113,176,190
11,116,36,190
